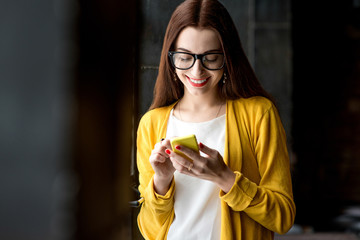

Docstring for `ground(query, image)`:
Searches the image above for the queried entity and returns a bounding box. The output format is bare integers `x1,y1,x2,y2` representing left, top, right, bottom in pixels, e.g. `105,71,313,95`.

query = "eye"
178,54,193,62
180,57,192,62
204,55,218,62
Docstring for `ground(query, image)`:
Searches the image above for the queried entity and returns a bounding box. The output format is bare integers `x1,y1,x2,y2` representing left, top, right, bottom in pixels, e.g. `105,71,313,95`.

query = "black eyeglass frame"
168,51,225,71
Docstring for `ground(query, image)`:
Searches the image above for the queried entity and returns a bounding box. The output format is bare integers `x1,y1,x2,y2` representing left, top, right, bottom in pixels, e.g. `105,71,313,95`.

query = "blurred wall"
73,0,138,239
0,0,138,239
292,0,360,231
0,0,77,239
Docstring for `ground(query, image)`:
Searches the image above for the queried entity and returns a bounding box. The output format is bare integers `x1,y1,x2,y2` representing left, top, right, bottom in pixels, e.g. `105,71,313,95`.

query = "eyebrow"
176,47,222,53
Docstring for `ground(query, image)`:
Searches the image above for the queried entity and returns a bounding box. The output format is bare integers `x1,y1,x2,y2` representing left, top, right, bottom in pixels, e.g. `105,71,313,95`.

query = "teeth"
189,78,207,84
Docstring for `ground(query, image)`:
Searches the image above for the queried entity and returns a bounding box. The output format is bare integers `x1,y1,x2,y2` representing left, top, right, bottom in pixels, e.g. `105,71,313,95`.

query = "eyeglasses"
168,51,225,70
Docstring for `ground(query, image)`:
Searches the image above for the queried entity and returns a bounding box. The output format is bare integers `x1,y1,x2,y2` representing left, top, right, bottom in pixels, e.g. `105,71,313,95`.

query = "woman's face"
174,27,224,98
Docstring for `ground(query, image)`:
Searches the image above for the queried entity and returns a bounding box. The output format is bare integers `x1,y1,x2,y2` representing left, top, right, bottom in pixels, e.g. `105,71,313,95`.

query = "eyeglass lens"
172,52,224,70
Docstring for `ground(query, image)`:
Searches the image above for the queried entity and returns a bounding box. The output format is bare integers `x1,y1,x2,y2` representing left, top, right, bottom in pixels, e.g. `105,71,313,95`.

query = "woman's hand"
167,142,236,193
149,138,175,195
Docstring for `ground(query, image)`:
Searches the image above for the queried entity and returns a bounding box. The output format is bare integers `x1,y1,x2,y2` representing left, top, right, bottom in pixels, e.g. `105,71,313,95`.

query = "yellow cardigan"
136,96,296,240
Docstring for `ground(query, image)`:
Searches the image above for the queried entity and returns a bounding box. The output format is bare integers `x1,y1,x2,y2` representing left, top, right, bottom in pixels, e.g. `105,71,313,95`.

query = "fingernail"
165,149,171,154
175,145,181,150
199,142,204,148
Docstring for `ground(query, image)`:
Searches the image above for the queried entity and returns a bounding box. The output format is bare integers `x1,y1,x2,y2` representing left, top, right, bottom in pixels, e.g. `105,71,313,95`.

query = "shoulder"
229,96,275,115
138,104,174,128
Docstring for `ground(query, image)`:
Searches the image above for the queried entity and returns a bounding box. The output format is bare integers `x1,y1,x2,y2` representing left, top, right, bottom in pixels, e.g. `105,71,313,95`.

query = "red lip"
186,76,210,87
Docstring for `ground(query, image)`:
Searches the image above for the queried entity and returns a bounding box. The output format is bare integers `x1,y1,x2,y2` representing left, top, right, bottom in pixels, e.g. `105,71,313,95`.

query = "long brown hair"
149,0,273,110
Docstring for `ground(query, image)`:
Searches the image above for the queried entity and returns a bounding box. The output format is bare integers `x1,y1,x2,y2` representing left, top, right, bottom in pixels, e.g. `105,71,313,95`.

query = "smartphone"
170,134,199,162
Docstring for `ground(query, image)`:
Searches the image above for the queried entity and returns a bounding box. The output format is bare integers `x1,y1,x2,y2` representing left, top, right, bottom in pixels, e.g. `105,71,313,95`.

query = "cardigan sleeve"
136,112,175,240
220,103,296,234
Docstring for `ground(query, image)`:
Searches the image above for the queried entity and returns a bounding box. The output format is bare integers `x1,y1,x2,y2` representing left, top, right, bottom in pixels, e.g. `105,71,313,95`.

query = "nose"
190,59,204,76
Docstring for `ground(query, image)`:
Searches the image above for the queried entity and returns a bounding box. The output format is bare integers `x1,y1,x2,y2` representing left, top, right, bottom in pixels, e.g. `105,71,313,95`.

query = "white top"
166,109,226,240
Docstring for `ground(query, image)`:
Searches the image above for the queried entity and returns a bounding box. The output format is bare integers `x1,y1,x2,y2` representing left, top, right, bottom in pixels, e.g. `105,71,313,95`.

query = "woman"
136,0,296,239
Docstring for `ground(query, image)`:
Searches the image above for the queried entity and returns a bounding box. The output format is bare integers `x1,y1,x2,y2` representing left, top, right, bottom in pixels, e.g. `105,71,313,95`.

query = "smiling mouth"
186,76,210,87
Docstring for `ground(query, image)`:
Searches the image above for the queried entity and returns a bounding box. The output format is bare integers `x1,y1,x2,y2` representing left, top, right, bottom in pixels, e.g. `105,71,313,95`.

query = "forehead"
175,27,222,53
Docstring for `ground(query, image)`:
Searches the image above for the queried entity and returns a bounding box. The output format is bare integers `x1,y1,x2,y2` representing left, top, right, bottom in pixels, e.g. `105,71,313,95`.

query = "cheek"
175,70,187,81
213,70,224,83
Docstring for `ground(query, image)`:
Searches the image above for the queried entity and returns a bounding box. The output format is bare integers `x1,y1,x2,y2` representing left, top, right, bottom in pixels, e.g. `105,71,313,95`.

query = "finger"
169,154,195,174
168,149,196,172
152,147,166,158
150,153,167,163
155,137,168,149
154,141,164,151
153,142,170,157
168,156,182,170
187,162,194,172
173,145,199,161
198,142,218,157
160,138,172,150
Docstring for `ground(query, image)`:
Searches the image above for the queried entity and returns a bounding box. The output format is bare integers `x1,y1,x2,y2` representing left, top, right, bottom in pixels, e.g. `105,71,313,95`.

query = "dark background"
0,0,359,239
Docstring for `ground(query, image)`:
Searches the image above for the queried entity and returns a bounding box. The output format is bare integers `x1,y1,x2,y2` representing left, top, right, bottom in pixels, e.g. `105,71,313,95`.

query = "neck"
176,91,226,122
181,90,223,110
